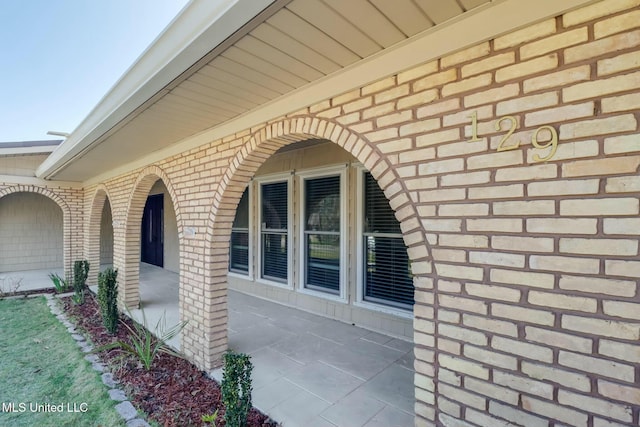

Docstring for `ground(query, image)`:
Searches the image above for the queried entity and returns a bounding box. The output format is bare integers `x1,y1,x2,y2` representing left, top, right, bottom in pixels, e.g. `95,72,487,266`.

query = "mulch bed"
62,293,275,427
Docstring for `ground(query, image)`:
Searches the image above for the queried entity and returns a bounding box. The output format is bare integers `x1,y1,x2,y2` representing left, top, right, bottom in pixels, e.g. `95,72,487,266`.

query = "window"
303,174,342,295
229,188,250,274
362,172,413,310
260,180,289,283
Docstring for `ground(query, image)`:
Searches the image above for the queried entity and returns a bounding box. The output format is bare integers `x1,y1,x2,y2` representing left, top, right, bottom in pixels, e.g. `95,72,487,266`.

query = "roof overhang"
0,140,62,156
37,0,599,183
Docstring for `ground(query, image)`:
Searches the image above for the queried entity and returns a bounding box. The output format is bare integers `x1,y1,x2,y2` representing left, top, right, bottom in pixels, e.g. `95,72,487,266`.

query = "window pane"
261,181,288,282
306,176,340,232
306,234,340,293
262,233,287,281
364,236,413,309
232,189,249,229
364,173,401,234
363,172,413,309
262,182,288,230
230,231,249,273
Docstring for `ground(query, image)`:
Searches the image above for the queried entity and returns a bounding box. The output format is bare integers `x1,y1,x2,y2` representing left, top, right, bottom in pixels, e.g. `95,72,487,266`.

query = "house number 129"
468,112,558,162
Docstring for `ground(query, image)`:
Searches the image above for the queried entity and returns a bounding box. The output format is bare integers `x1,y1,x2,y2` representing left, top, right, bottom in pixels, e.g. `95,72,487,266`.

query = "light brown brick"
489,401,547,427
493,336,553,362
494,19,556,50
469,251,525,268
594,9,640,39
399,118,439,136
438,354,489,380
397,60,439,84
565,30,640,64
467,218,522,233
468,183,524,200
560,237,638,256
527,218,597,234
465,377,519,406
605,176,640,193
490,268,555,289
562,315,640,340
492,303,555,326
464,83,520,108
440,170,490,187
374,84,409,104
467,150,523,170
435,263,483,281
440,324,487,346
466,282,521,302
530,255,599,274
464,345,518,370
417,98,460,119
495,164,557,182
599,339,640,363
529,291,597,313
416,129,461,147
521,28,588,60
497,91,558,115
492,236,554,253
563,71,640,102
442,74,492,98
463,313,518,337
461,52,515,78
524,65,591,93
604,134,640,155
438,203,488,217
496,53,559,82
602,92,640,113
603,300,640,321
599,380,640,405
397,89,439,110
441,42,490,68
437,139,488,158
528,178,599,197
560,198,639,216
559,275,637,297
604,217,640,235
439,234,489,249
439,294,487,315
525,101,594,127
560,114,637,140
558,390,632,422
563,0,640,27
521,395,588,426
493,200,555,216
606,259,640,278
522,361,591,392
413,69,458,92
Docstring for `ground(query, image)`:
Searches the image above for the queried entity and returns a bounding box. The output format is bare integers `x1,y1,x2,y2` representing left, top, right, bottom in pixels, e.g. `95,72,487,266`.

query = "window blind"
363,172,413,309
261,181,288,282
229,188,249,273
304,175,341,294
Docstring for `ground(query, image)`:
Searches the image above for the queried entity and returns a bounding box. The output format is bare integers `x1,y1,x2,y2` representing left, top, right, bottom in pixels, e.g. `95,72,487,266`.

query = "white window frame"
298,164,348,303
256,172,294,289
355,168,412,319
228,183,253,280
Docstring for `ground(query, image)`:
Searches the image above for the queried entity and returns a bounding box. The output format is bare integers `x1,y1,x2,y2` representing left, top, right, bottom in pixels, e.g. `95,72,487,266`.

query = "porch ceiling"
38,0,596,183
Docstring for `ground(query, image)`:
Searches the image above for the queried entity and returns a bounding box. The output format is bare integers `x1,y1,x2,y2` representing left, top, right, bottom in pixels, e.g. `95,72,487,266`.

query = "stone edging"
44,293,150,427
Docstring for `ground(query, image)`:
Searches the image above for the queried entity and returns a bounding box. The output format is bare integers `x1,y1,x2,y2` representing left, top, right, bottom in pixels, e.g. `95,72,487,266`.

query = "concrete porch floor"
5,263,416,427
136,264,415,427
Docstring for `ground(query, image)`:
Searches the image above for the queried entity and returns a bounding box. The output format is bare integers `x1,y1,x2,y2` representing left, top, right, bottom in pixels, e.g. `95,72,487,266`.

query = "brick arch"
197,115,434,368
85,184,115,286
0,185,72,275
120,165,183,308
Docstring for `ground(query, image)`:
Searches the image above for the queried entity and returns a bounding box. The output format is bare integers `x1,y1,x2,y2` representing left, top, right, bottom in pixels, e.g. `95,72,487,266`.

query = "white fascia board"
37,0,275,180
0,145,59,156
83,0,597,187
0,174,83,188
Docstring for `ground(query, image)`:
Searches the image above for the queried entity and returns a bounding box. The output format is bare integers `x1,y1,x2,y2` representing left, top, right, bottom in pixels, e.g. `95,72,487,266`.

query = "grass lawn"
0,297,125,427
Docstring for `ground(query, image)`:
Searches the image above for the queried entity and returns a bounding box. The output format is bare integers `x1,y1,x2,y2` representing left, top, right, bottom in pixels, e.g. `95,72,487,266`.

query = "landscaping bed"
62,294,274,427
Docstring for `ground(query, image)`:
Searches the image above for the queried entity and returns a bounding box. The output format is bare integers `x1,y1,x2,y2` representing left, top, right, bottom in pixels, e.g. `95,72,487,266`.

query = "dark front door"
141,194,164,267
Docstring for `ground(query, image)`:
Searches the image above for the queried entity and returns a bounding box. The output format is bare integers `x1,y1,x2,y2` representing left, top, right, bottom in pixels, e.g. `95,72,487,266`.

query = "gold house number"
468,111,559,162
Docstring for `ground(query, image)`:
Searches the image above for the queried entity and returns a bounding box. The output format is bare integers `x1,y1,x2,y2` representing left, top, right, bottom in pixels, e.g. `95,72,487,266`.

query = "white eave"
37,0,599,183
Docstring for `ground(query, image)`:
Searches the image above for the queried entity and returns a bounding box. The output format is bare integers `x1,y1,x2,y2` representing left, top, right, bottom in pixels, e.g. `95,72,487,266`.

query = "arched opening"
201,118,433,426
0,192,64,291
122,169,182,349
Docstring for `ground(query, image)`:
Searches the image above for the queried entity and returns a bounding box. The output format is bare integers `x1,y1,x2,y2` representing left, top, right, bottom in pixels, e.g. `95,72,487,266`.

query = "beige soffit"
40,0,598,184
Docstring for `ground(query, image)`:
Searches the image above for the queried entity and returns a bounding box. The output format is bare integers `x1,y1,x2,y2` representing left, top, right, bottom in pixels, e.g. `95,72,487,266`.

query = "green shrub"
221,351,253,427
48,273,70,293
72,260,90,305
97,268,118,334
98,309,186,370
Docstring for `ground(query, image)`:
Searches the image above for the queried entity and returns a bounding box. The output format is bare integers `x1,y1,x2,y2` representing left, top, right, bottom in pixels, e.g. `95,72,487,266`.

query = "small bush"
221,351,253,427
97,268,118,334
49,273,70,293
98,309,186,370
73,260,90,305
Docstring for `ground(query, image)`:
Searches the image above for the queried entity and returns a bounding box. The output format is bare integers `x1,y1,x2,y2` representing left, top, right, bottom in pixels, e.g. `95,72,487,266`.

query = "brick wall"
78,1,639,425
